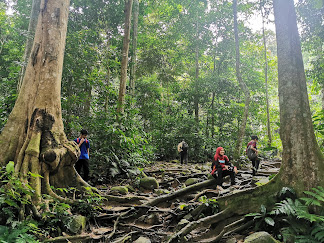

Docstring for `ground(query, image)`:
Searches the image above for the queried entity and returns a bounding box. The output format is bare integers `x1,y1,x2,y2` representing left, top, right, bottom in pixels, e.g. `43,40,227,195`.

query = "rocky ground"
49,158,282,242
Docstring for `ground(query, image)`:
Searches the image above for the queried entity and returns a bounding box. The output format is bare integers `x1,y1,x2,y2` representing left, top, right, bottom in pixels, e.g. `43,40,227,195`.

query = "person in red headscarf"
211,147,238,190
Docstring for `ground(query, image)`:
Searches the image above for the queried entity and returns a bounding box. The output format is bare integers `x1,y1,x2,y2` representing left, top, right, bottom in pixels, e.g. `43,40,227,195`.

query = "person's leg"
229,171,236,185
180,152,184,164
75,159,82,174
255,157,260,170
251,159,256,175
83,159,89,181
216,168,224,187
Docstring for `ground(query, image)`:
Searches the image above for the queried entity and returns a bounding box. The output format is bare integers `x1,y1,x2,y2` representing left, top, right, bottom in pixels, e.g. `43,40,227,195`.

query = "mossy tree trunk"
0,0,89,206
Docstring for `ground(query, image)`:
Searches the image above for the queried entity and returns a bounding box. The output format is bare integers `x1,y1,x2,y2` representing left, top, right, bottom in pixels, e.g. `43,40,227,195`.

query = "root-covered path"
49,158,281,242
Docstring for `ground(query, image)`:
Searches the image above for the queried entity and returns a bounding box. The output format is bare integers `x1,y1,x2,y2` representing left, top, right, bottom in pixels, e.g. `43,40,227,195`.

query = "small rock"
145,213,161,225
110,186,128,195
244,231,278,243
134,236,151,243
184,178,199,186
170,159,179,163
140,177,159,189
67,215,86,234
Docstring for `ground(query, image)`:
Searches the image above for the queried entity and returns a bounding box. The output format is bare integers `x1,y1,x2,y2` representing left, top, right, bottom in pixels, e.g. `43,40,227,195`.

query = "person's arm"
250,142,258,154
87,148,90,158
78,138,85,147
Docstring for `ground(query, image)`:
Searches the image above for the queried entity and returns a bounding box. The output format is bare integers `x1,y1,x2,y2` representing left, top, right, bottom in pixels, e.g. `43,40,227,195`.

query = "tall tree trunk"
260,1,272,147
194,17,199,125
233,0,251,159
274,0,324,192
129,0,139,97
0,0,88,207
17,0,41,93
117,0,133,115
211,92,215,138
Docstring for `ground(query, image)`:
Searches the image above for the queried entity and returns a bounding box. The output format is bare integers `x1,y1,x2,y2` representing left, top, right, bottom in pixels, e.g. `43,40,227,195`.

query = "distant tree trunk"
129,0,139,97
104,31,111,113
194,17,199,125
117,0,133,115
273,0,324,191
261,1,272,147
233,0,251,159
0,0,89,208
17,0,41,93
211,92,215,138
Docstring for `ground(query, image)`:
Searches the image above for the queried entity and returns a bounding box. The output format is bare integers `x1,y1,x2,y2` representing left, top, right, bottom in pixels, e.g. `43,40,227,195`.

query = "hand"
80,138,85,144
234,167,238,174
224,165,229,170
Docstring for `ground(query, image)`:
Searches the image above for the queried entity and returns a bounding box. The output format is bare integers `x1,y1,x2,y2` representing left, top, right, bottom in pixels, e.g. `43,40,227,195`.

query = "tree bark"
129,0,139,97
0,0,89,206
117,0,133,114
194,18,199,125
274,0,324,192
233,0,251,159
17,0,41,93
260,0,272,147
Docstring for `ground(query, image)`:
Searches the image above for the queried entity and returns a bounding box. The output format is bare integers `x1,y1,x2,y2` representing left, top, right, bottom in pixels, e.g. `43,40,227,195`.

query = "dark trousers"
75,159,89,181
215,168,235,186
180,151,188,164
251,157,260,175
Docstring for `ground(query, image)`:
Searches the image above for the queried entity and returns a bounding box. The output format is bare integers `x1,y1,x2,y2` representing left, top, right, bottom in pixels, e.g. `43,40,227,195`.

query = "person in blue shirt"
74,129,90,181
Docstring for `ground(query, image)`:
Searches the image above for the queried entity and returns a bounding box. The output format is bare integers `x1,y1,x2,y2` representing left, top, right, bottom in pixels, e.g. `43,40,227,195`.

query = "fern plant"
270,186,324,243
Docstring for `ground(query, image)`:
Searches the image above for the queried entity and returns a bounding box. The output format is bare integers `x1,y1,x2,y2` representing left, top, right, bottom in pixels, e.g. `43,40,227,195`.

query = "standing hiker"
246,135,260,176
74,129,90,181
211,147,238,190
177,140,189,164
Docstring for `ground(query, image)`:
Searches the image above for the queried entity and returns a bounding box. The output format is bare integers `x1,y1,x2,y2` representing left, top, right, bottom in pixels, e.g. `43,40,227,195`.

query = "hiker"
211,147,238,190
74,129,90,181
177,140,189,164
246,135,260,175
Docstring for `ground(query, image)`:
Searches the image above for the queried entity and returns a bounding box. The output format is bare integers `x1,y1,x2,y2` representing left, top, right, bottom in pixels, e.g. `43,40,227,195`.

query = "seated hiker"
177,139,189,164
211,147,238,190
246,135,260,176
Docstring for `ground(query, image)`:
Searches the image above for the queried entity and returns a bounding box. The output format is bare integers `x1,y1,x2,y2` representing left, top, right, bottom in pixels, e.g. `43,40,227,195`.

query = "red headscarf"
214,147,229,162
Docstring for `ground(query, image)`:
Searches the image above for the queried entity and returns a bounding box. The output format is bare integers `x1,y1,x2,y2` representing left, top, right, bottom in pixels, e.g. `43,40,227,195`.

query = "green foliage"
0,162,39,242
198,196,219,214
246,186,324,242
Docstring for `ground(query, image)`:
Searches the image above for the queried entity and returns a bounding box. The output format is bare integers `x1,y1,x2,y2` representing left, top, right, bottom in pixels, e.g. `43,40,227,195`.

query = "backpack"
77,138,88,144
182,142,188,152
247,145,257,160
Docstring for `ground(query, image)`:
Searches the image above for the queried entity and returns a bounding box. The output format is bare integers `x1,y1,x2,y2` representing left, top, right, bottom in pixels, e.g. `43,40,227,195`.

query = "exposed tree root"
146,178,215,207
167,208,232,242
43,234,91,242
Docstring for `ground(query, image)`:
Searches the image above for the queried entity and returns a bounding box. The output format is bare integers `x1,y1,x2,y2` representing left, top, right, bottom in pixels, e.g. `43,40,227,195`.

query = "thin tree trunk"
129,0,139,97
260,1,272,147
194,17,199,125
233,0,251,159
117,0,133,115
17,0,41,93
104,31,111,113
211,92,215,138
274,0,324,192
